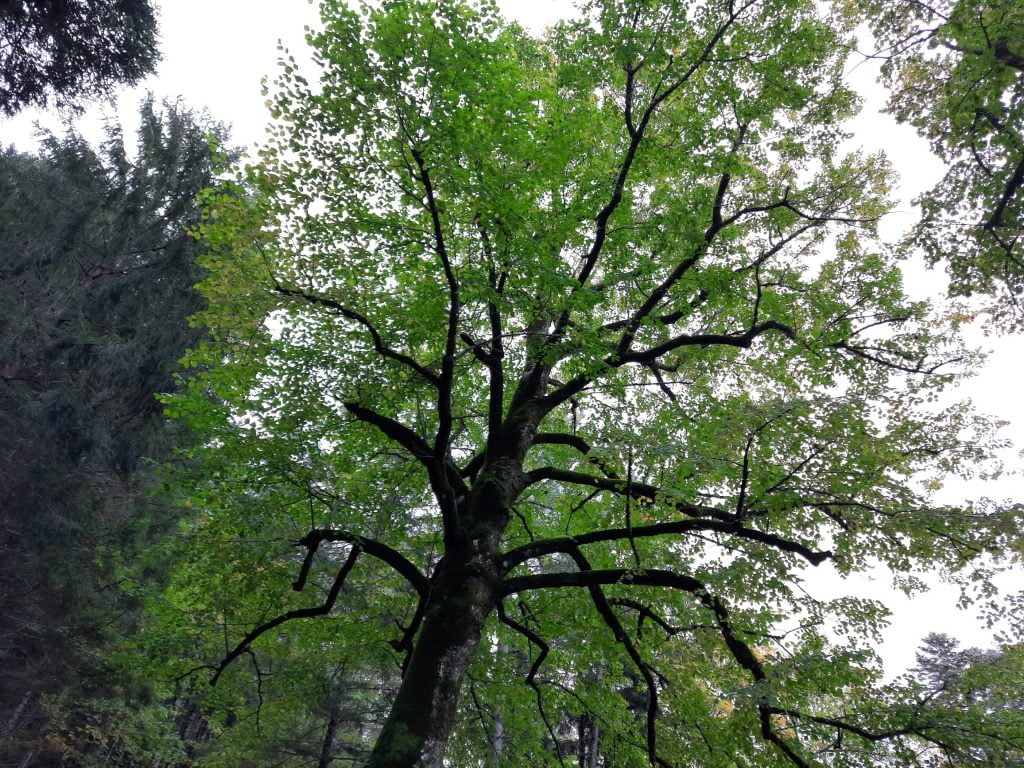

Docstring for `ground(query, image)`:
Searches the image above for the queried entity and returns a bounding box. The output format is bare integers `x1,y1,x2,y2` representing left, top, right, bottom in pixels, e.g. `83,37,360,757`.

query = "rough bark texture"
364,393,539,767
364,558,497,768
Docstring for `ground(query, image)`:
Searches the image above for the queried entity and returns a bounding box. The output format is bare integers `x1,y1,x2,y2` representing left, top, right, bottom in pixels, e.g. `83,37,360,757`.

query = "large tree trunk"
364,552,499,768
363,398,538,768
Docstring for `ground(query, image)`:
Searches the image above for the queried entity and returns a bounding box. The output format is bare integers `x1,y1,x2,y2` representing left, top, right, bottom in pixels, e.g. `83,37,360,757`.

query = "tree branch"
409,148,460,459
293,528,429,598
343,401,468,511
619,319,797,366
502,511,830,570
273,285,439,387
608,597,708,637
521,465,831,563
545,0,753,351
210,544,362,685
496,601,566,768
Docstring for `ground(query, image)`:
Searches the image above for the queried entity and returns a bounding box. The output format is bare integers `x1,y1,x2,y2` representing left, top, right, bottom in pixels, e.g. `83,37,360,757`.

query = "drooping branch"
564,548,670,768
693,582,813,768
510,563,814,768
294,529,429,598
273,285,439,387
210,544,362,685
496,601,566,768
496,602,549,688
526,466,722,517
827,340,957,375
771,708,925,744
608,597,709,637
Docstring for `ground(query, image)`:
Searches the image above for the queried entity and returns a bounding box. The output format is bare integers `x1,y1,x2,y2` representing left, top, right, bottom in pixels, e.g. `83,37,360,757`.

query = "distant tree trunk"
577,714,599,768
491,708,506,763
4,691,32,734
318,697,342,768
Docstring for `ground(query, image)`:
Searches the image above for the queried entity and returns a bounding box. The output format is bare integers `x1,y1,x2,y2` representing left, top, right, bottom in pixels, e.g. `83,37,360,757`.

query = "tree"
157,1,1024,767
0,0,158,115
0,98,229,766
862,0,1024,323
910,634,1024,766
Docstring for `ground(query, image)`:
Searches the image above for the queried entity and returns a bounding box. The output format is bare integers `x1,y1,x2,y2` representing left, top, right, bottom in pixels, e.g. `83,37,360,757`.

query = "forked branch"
210,544,362,685
294,528,429,597
518,467,831,566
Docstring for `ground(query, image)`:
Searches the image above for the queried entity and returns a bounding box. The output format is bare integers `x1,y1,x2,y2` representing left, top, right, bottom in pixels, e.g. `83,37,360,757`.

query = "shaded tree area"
0,99,228,767
0,0,159,115
861,0,1024,323
146,1,1024,767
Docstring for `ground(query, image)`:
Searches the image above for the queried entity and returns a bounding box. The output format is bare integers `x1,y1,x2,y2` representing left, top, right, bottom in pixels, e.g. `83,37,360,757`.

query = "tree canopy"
0,98,229,767
863,0,1024,322
0,0,159,115
148,1,1023,767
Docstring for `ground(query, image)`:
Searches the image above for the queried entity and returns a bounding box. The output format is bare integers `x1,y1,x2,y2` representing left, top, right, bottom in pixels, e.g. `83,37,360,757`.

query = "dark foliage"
0,0,159,115
0,98,228,766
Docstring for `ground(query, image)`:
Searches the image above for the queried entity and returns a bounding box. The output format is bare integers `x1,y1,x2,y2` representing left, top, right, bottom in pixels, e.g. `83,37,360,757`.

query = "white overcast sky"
2,0,1020,676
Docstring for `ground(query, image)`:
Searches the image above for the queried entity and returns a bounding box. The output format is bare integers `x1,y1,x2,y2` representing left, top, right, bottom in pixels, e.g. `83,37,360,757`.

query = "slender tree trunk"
491,707,506,763
578,714,599,768
318,704,341,768
4,691,33,736
364,553,499,768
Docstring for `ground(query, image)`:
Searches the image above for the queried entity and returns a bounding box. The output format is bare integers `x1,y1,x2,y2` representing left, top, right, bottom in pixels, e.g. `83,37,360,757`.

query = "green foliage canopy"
153,1,1024,766
863,0,1024,323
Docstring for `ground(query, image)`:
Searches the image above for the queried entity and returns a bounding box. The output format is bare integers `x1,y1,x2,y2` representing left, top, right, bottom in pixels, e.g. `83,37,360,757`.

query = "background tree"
0,0,159,115
909,634,1024,767
861,0,1024,323
154,1,1024,767
0,98,228,767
